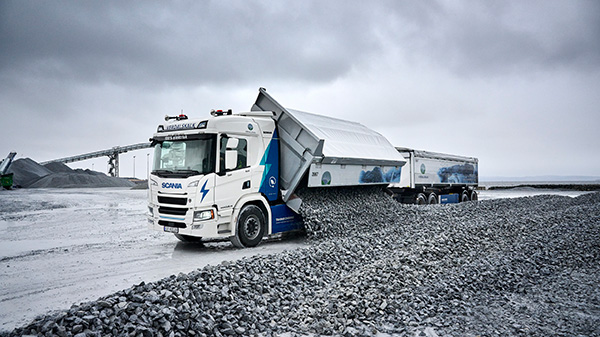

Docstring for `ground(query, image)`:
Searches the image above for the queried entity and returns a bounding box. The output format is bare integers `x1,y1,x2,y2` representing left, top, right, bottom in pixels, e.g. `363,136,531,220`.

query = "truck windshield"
152,135,216,178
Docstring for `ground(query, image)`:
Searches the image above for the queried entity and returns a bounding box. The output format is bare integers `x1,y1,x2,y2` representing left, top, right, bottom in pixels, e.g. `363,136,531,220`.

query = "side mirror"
225,150,238,171
226,138,239,149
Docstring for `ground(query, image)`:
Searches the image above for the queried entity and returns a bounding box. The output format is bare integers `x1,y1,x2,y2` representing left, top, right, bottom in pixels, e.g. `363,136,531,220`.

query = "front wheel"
233,205,266,248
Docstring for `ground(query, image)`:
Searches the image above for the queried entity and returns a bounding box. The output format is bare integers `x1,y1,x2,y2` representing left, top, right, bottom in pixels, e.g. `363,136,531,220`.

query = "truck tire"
428,193,438,204
415,193,427,205
470,190,478,201
174,234,203,243
461,191,470,202
235,204,266,248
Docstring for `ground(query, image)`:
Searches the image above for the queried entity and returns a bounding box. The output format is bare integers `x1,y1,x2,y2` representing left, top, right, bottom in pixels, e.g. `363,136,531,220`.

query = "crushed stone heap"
2,189,599,336
7,159,134,188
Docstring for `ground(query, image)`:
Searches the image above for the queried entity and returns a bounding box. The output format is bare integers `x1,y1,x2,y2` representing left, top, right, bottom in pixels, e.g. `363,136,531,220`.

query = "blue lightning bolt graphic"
200,180,210,202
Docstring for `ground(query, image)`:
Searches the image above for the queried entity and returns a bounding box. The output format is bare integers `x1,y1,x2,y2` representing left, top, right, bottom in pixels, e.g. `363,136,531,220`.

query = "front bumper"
147,206,231,239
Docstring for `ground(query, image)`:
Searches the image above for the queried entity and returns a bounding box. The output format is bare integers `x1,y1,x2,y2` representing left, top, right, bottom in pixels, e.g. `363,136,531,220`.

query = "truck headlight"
188,180,199,188
150,179,158,186
148,206,154,216
194,209,214,221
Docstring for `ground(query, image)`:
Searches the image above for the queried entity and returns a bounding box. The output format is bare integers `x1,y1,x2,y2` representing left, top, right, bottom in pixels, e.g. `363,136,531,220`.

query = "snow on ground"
0,188,305,331
0,187,593,332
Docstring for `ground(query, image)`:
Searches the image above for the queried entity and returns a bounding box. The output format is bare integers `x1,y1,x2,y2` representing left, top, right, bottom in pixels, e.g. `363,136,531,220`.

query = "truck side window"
220,136,248,172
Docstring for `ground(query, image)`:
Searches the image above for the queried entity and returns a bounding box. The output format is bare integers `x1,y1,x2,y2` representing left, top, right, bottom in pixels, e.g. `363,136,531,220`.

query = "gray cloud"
0,0,598,177
3,1,597,86
422,1,600,75
1,1,386,87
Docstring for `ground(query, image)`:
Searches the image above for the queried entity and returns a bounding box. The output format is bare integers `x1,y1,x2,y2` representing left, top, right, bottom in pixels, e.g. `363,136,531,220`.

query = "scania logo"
162,182,182,189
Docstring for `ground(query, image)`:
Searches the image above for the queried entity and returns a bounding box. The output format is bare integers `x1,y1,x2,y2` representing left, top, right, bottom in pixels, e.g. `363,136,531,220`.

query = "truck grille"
159,207,188,216
159,220,186,228
158,196,187,206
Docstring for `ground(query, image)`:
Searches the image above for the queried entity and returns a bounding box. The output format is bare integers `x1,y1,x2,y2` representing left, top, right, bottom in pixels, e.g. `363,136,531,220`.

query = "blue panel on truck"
259,129,279,201
437,164,478,184
440,194,459,204
271,204,303,233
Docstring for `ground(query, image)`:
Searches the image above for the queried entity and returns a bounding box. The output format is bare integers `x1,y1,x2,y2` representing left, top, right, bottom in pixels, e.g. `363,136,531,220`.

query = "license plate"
164,226,179,234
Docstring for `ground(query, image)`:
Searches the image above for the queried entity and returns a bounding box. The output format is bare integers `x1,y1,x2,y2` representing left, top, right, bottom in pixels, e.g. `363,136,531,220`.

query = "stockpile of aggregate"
43,162,77,174
7,158,134,188
6,158,52,187
27,171,135,188
2,189,599,337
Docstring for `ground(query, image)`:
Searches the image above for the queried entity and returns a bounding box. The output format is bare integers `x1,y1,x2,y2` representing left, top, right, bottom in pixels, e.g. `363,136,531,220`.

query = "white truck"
147,88,406,247
388,148,478,204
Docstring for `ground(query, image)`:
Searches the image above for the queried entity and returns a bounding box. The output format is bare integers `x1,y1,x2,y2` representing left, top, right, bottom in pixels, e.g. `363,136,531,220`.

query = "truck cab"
148,109,300,247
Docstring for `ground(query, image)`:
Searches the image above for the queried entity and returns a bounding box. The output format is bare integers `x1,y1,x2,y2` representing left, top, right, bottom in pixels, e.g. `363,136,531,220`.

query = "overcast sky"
1,0,599,179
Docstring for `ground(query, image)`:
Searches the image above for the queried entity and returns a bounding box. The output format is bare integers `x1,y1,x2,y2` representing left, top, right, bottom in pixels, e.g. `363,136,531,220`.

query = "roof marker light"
164,113,188,121
210,109,233,117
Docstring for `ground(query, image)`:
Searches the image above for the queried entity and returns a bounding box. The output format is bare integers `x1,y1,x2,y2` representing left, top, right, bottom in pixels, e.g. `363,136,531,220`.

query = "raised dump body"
252,88,405,209
147,88,406,247
389,147,478,204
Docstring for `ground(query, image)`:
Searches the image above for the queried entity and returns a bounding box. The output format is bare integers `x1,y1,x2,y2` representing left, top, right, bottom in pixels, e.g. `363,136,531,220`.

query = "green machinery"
0,152,16,189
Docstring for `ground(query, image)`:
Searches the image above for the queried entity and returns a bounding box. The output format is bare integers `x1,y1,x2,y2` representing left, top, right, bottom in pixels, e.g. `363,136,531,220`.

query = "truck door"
214,135,252,221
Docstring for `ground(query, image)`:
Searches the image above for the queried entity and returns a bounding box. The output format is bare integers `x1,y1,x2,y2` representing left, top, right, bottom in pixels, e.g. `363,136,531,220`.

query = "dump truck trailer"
388,147,478,204
147,88,406,247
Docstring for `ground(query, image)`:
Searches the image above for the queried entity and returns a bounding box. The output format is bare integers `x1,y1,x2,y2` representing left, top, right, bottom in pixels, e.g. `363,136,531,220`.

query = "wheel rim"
243,214,261,240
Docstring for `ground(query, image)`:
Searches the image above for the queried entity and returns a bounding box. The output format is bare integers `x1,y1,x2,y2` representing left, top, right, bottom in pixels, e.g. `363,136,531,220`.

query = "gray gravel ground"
2,188,599,336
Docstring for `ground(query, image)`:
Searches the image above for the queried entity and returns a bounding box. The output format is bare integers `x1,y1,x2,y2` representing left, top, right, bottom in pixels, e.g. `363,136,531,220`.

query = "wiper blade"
174,169,203,175
152,169,203,177
153,169,174,174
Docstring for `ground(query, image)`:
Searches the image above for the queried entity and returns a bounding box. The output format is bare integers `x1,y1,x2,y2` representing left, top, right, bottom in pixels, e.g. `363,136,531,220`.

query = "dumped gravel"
2,188,599,336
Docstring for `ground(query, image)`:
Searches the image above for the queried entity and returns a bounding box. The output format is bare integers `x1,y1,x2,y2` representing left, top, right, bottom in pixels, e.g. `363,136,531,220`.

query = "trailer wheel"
428,193,438,204
470,190,478,201
461,191,470,202
415,193,427,205
234,204,266,248
174,234,203,243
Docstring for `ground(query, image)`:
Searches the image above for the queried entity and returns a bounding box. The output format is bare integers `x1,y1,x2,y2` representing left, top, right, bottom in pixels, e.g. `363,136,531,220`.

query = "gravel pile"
43,162,77,174
27,172,134,188
7,158,52,187
2,188,599,336
7,158,134,188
